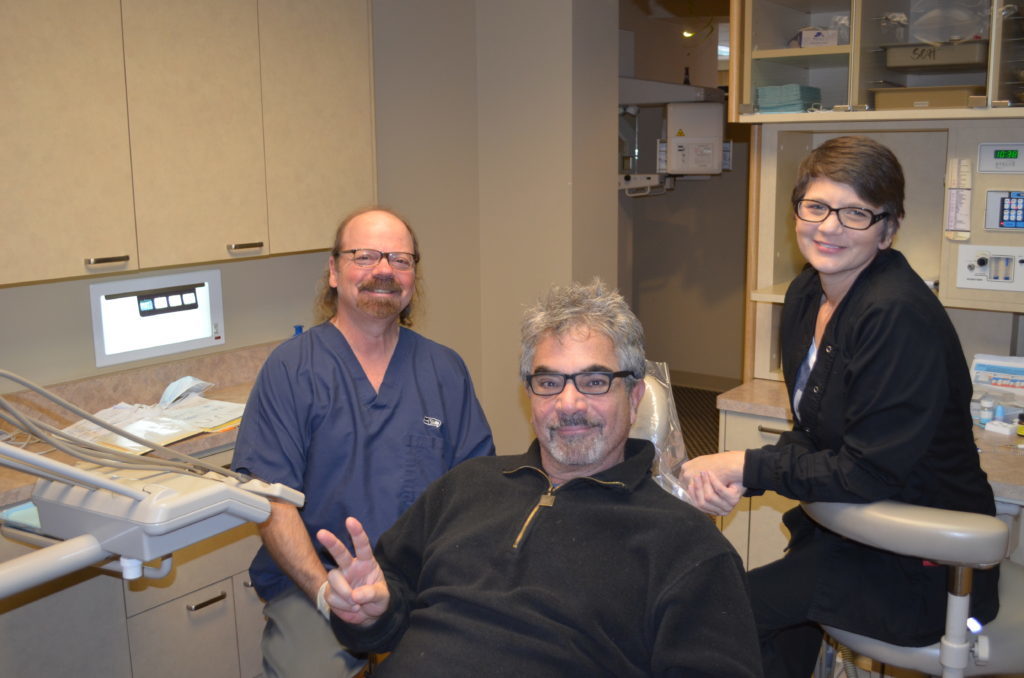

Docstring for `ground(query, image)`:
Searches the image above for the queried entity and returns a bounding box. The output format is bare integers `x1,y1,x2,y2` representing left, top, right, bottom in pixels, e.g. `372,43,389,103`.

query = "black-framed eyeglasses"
794,199,889,231
526,371,635,396
338,249,419,271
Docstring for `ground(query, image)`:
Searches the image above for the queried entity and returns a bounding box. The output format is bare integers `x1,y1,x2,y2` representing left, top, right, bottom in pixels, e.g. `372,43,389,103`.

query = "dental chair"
802,499,1024,678
630,361,675,447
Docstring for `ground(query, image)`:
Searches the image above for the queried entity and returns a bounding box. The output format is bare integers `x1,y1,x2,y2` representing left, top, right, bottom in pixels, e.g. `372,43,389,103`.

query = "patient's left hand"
680,451,746,516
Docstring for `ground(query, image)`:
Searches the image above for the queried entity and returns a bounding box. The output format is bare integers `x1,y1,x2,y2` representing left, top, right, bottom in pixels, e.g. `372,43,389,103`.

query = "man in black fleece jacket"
314,279,762,677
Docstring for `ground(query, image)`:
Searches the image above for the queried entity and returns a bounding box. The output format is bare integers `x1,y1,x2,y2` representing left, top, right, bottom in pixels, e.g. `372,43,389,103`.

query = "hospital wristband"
316,580,331,620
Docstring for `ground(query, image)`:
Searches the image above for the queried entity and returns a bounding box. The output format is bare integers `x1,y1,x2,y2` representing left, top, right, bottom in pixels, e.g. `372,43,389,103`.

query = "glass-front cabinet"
736,0,1024,121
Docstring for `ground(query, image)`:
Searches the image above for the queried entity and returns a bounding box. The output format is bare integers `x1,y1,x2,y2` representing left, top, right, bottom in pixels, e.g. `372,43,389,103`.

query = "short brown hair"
791,136,905,237
313,208,422,326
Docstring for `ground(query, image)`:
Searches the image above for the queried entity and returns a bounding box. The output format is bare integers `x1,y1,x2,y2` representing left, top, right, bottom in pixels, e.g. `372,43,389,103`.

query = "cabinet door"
742,0,852,113
259,0,376,254
0,0,137,285
748,491,799,569
123,0,269,268
719,409,797,569
128,580,240,678
233,571,266,678
0,535,131,678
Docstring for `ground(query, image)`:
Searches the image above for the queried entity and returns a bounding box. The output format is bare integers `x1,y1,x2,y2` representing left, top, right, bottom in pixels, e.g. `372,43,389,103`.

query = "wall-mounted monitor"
90,270,224,367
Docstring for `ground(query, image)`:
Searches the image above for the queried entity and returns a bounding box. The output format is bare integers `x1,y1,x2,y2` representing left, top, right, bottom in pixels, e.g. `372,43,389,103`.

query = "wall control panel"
985,190,1024,230
956,244,1024,292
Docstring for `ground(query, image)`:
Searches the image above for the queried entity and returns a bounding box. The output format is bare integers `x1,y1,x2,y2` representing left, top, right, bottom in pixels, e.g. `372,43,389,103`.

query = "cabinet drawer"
720,411,792,451
127,579,239,678
125,522,260,617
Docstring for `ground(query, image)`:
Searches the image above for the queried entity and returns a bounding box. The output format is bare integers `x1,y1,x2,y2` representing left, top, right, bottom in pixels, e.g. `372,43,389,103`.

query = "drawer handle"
84,255,130,265
186,590,227,612
756,425,788,436
227,241,264,252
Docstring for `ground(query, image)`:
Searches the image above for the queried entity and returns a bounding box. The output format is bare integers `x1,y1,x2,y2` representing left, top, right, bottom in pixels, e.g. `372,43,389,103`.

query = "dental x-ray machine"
618,77,726,197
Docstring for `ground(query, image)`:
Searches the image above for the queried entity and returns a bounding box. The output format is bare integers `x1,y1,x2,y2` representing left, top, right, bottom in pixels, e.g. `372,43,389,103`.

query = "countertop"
718,379,1024,506
0,342,277,507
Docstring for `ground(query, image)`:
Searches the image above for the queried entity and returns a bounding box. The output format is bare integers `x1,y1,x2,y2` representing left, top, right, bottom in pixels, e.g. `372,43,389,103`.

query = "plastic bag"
630,360,692,504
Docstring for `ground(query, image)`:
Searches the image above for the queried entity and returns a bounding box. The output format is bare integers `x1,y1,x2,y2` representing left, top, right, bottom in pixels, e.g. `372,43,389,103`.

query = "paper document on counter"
163,394,245,431
62,393,245,454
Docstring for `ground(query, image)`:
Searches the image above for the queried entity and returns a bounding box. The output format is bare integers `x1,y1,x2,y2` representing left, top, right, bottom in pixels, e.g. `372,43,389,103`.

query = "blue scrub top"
232,322,494,600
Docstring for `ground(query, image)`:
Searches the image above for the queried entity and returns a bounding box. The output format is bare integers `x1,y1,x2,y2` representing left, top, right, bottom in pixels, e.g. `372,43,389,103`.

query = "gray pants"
261,587,365,678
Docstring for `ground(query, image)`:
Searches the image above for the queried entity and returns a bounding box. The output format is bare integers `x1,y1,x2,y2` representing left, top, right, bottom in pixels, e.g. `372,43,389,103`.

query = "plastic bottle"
979,397,994,425
1018,412,1024,437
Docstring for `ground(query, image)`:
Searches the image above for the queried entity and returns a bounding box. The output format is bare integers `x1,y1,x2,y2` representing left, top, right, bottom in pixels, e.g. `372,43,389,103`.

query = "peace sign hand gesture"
316,517,390,627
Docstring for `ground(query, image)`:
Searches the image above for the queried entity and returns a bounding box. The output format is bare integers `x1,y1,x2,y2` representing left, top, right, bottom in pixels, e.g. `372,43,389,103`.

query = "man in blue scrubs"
232,208,494,678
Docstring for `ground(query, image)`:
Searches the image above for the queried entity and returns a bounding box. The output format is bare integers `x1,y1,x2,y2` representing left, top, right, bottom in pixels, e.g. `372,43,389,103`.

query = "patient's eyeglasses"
526,371,635,396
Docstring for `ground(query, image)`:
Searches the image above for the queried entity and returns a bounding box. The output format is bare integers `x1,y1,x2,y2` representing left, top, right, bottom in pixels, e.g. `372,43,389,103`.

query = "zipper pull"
513,489,556,549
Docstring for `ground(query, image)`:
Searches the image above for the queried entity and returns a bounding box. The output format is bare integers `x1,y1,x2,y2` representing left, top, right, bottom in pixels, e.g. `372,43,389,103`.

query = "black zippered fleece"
332,439,763,677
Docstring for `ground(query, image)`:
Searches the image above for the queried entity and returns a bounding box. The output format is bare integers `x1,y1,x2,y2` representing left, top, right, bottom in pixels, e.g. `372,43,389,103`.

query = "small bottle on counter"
979,397,994,425
1018,412,1024,437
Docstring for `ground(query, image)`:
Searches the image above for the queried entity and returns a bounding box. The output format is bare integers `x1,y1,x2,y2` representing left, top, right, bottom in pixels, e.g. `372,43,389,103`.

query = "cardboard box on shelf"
886,41,987,69
871,85,985,109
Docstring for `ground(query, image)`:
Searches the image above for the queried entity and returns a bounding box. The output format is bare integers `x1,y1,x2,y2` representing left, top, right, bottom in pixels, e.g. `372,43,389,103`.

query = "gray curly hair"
519,279,646,388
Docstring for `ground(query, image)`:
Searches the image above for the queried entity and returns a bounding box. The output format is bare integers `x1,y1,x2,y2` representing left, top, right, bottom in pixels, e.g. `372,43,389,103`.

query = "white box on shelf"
800,29,838,47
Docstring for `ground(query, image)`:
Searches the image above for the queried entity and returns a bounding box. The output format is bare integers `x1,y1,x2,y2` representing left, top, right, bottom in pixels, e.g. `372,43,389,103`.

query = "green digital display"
994,149,1019,159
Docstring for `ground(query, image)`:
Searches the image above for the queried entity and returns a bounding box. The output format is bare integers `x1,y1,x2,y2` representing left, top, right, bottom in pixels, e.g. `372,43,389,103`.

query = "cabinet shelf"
739,104,1023,123
752,45,850,64
751,282,789,303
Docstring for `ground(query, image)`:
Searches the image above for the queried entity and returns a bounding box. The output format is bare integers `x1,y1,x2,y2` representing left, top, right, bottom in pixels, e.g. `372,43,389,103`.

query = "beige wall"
373,0,619,453
620,4,748,390
370,0,483,378
627,141,749,390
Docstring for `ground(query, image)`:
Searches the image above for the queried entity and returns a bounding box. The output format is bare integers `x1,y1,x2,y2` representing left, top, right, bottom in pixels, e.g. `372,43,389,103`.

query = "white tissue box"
800,29,838,47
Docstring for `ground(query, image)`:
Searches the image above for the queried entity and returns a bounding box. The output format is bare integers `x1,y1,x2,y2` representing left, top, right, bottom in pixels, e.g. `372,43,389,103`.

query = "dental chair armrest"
802,500,1008,569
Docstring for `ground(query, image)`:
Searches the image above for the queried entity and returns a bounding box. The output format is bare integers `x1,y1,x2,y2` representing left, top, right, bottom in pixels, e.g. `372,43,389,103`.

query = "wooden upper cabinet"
0,0,138,286
123,0,269,268
1,0,374,287
259,0,376,254
736,0,1024,122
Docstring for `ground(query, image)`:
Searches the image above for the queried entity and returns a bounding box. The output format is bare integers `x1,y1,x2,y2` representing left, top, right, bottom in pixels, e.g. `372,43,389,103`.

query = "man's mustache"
358,276,402,293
